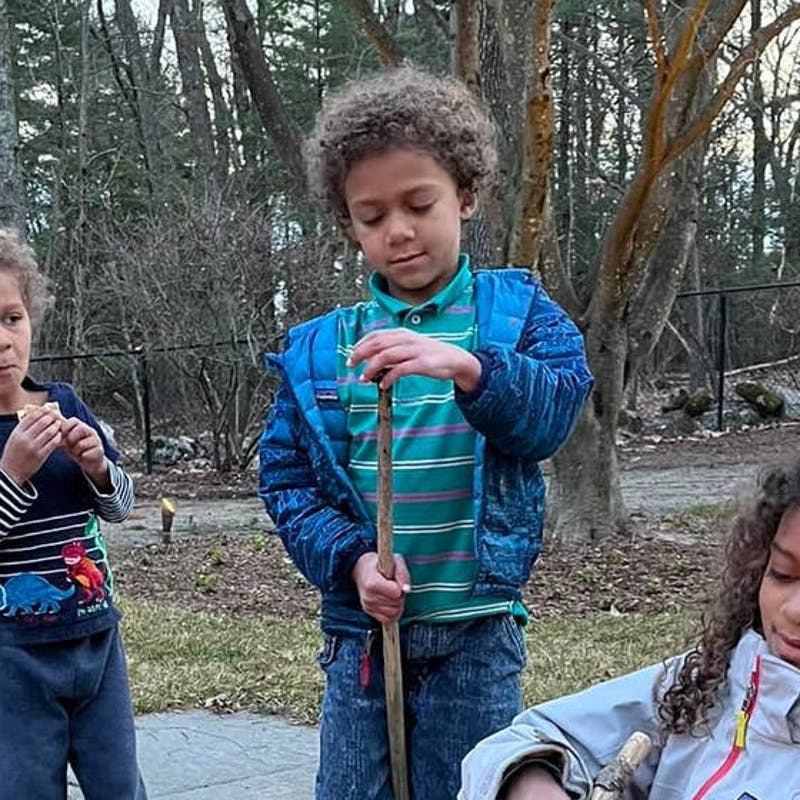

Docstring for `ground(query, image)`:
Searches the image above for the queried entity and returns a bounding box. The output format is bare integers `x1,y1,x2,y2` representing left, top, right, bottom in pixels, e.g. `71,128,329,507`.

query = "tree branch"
150,0,171,75
348,0,404,66
666,3,800,164
685,0,748,77
642,0,667,76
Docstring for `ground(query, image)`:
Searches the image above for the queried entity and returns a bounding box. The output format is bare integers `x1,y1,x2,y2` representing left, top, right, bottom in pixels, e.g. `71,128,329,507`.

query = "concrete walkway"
118,462,760,545
68,711,318,800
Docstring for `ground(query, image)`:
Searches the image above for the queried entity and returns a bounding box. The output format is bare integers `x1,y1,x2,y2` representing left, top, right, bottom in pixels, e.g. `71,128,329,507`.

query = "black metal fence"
664,279,800,429
31,338,270,474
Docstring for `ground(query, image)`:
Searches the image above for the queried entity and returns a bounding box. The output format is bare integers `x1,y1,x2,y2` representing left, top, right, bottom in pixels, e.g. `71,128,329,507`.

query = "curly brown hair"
658,458,800,734
0,228,52,330
304,66,497,227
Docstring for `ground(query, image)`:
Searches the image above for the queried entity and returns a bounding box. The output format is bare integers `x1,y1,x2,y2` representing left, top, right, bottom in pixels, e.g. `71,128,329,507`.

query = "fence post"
139,352,153,474
715,292,728,432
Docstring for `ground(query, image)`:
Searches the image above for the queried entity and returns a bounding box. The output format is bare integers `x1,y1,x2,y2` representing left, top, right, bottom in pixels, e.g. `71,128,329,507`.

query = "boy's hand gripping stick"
376,381,410,800
589,731,652,800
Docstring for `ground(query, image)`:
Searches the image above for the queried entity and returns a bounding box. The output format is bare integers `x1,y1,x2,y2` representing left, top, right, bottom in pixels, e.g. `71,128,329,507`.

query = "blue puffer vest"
259,269,593,636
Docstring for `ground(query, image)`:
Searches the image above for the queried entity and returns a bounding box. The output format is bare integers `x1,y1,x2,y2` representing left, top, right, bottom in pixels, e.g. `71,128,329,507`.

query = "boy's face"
759,506,800,668
344,148,476,305
0,271,32,407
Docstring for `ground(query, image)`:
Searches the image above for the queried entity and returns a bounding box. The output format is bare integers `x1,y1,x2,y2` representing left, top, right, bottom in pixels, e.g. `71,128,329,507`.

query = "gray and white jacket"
459,630,800,799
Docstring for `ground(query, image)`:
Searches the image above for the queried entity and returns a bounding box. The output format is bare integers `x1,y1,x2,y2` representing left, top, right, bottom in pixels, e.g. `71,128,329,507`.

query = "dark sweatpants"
0,624,147,800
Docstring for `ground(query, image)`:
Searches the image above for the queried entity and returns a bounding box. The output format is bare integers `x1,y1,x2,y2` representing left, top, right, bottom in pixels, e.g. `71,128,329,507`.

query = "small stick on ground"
377,382,410,800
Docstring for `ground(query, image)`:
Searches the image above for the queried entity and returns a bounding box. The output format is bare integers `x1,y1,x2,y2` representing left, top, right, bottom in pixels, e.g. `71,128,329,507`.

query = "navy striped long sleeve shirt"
0,379,134,645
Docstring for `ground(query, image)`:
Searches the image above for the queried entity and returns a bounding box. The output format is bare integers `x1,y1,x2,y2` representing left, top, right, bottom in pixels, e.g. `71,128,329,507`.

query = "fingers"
18,410,61,450
1,410,62,484
393,554,411,592
61,418,98,452
348,330,454,387
348,330,421,371
60,418,105,475
19,407,61,436
351,552,411,624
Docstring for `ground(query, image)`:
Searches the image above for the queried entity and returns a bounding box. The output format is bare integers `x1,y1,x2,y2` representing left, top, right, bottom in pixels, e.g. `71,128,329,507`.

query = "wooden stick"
376,382,410,800
589,731,652,800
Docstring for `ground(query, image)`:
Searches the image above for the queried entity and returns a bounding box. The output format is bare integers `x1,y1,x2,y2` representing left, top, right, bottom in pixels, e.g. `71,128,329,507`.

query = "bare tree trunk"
70,0,91,386
220,0,305,194
555,17,573,275
509,0,554,268
550,321,627,542
470,0,534,264
109,0,162,176
0,0,24,230
771,134,800,278
627,130,709,382
451,0,493,264
149,0,170,73
685,242,709,391
572,16,590,275
170,0,216,178
749,0,767,270
453,0,479,95
385,0,400,35
224,12,259,172
192,0,232,181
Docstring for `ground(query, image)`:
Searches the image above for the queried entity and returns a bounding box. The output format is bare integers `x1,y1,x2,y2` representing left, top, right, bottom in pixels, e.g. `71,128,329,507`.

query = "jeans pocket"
500,614,527,668
316,633,339,670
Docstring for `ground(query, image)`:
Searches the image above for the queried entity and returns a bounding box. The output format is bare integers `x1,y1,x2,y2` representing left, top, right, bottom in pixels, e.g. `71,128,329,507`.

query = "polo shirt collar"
369,253,472,319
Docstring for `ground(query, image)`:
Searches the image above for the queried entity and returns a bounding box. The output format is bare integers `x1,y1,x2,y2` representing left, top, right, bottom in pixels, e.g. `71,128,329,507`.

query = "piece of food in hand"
16,401,62,421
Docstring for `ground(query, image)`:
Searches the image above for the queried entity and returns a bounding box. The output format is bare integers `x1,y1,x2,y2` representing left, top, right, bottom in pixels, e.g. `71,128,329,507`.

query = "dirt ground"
110,509,723,623
617,421,799,470
108,424,797,622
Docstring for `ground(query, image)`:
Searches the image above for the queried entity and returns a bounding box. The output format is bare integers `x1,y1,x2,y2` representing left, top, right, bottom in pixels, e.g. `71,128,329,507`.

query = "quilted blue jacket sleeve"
456,283,592,460
258,378,374,593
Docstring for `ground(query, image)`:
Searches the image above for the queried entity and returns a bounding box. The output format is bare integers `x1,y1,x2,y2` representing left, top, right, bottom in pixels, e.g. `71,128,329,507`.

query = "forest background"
0,0,799,543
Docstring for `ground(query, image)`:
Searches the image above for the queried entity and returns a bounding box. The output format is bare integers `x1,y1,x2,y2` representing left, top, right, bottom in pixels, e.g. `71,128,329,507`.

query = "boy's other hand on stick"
351,552,411,624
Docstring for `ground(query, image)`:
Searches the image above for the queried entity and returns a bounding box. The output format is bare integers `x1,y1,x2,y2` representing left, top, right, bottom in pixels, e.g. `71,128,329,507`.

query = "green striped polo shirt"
337,256,521,624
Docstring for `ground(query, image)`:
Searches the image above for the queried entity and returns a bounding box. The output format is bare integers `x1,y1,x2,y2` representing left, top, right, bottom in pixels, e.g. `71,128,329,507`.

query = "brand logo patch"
737,794,759,800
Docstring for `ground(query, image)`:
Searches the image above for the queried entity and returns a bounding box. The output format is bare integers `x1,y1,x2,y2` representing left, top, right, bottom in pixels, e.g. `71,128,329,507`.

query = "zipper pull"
360,630,374,690
734,709,748,748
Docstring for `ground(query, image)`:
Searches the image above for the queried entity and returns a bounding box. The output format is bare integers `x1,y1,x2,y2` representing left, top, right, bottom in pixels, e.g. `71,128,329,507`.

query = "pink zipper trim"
690,655,761,800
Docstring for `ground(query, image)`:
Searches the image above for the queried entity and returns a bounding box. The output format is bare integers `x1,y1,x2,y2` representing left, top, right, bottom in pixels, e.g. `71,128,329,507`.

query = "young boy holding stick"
259,66,593,799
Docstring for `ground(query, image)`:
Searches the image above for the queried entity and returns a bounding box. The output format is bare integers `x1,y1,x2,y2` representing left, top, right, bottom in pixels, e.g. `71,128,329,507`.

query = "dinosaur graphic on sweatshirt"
0,574,76,616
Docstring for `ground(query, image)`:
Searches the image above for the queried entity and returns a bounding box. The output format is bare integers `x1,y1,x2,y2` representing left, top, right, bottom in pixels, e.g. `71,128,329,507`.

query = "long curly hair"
304,66,497,228
658,458,800,734
0,228,52,330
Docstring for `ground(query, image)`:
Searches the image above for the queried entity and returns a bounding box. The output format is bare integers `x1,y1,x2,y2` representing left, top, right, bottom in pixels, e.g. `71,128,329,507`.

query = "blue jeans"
0,625,147,800
316,614,526,800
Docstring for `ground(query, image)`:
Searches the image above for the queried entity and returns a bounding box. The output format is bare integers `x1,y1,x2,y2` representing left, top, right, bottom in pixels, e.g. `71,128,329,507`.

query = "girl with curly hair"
260,66,592,799
459,459,800,799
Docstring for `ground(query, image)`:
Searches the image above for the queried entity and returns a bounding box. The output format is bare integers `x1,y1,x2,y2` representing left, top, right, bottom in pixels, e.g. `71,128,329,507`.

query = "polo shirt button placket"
409,313,422,325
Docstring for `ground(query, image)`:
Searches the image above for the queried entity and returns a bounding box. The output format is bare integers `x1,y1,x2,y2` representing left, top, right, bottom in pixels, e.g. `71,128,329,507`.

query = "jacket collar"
733,629,800,744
